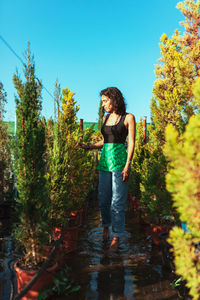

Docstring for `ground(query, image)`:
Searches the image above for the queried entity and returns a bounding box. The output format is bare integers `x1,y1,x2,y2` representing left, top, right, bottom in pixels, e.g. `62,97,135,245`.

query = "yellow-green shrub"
46,86,95,229
164,113,200,300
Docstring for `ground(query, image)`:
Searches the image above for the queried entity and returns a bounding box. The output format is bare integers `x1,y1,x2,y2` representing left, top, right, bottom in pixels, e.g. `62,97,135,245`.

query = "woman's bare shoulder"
125,113,135,122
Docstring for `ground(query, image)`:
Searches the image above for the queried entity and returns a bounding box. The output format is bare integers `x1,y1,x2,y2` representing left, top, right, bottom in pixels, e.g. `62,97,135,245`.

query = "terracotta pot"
151,225,170,246
14,261,58,300
54,226,79,253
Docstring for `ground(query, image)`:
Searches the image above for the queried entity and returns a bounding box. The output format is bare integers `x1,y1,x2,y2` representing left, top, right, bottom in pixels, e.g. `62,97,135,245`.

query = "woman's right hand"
76,142,90,149
77,139,104,150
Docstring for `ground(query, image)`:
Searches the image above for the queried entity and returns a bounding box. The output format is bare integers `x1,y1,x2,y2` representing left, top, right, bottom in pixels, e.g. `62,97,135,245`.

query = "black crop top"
101,114,128,144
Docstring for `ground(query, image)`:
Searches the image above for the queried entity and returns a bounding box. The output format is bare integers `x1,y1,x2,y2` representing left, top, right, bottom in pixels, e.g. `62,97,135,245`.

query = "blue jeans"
98,171,129,238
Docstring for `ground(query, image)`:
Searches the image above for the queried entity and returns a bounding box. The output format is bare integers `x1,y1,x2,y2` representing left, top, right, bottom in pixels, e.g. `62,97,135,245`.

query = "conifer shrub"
46,86,95,230
12,45,49,267
127,117,174,225
138,127,175,225
129,119,145,201
138,0,200,225
164,112,200,300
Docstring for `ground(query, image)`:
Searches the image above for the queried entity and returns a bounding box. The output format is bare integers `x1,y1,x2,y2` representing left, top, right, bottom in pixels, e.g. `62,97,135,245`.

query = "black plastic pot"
159,232,174,271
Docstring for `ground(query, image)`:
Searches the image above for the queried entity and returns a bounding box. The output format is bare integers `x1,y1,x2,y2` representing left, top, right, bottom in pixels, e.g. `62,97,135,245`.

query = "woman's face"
101,95,114,113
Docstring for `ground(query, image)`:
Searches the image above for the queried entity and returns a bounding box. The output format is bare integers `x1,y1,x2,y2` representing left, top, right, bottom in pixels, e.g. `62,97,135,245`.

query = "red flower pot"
14,261,58,300
151,225,169,246
69,208,83,227
54,226,79,253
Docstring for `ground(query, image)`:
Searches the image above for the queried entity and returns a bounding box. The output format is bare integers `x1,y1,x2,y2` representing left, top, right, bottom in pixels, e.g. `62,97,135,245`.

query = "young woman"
79,87,136,251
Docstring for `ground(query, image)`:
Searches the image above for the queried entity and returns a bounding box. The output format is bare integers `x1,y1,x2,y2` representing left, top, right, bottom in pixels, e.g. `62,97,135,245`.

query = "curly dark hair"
100,87,126,115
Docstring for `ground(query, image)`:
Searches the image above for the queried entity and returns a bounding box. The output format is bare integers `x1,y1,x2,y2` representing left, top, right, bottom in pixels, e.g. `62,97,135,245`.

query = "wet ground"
0,191,187,300
54,191,182,300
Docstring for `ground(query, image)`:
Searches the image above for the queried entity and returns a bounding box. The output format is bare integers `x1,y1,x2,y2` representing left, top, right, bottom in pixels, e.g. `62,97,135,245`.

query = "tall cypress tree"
152,31,195,140
47,86,95,230
139,0,200,224
47,87,79,227
13,43,48,267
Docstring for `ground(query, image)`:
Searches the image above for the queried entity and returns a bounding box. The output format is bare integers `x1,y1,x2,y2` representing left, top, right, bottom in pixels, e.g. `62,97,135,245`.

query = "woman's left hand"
121,166,130,182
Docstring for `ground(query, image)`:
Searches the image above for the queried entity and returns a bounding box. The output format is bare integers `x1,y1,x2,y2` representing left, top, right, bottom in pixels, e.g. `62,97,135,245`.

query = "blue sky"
1,0,183,123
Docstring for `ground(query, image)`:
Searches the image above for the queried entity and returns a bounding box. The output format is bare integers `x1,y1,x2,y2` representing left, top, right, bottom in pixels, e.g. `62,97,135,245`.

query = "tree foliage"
0,82,11,202
164,112,200,300
129,119,145,201
138,0,200,225
13,44,48,267
0,82,7,119
46,84,96,229
152,31,195,139
177,0,200,77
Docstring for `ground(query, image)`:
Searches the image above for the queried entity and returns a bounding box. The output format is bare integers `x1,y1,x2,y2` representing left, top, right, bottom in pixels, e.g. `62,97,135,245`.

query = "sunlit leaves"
47,84,96,229
165,113,200,299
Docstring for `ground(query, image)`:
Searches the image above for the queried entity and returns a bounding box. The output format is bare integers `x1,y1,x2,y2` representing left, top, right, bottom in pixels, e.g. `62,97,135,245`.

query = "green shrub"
13,44,49,267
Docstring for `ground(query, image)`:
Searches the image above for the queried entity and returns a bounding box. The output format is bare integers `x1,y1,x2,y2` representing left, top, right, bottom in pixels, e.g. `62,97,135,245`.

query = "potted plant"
46,83,95,252
12,44,57,299
127,117,175,244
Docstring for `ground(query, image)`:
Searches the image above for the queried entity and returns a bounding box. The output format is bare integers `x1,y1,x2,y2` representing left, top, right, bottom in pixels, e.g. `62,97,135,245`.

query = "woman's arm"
79,139,104,150
121,113,136,181
78,115,105,150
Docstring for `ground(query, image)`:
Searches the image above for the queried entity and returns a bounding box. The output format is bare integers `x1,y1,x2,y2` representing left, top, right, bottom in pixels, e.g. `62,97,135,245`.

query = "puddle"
58,192,181,300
